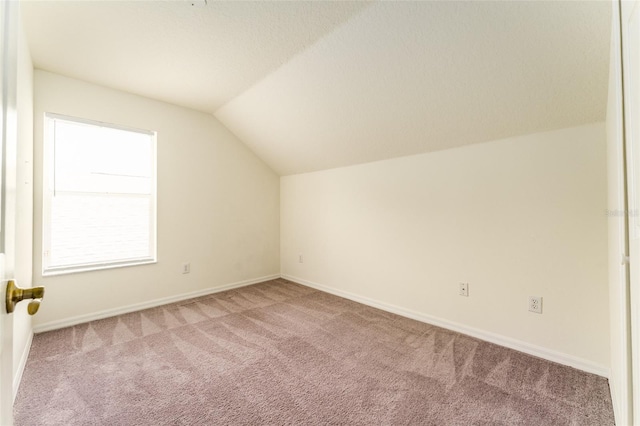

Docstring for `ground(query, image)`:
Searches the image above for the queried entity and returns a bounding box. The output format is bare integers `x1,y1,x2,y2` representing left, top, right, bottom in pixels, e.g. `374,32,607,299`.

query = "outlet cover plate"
528,296,542,314
459,282,469,297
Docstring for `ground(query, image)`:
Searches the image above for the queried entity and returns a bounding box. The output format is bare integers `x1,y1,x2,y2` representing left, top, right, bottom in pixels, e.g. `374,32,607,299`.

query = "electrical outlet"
459,282,469,297
182,263,191,274
299,254,304,263
528,296,542,314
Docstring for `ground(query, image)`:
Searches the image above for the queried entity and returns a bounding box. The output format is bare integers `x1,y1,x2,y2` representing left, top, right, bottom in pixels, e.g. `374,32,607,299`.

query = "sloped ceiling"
23,1,610,176
22,0,371,112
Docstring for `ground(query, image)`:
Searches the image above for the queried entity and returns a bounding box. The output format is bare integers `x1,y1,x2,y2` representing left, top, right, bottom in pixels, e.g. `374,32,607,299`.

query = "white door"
0,0,19,424
622,0,640,423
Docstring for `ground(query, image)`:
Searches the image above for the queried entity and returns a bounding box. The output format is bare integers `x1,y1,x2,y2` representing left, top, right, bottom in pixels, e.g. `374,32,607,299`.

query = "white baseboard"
13,330,33,402
33,274,281,333
30,272,609,378
281,274,610,378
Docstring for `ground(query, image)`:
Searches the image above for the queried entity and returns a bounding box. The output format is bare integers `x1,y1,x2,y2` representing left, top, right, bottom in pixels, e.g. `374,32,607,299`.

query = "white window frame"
42,113,157,276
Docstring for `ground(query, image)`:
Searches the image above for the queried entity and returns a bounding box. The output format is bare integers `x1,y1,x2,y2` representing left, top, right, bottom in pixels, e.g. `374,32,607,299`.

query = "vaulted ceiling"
23,0,611,176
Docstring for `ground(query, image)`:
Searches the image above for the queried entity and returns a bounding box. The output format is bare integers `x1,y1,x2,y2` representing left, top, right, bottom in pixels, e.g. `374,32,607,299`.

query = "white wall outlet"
529,296,542,314
182,263,191,274
299,254,304,263
459,282,469,297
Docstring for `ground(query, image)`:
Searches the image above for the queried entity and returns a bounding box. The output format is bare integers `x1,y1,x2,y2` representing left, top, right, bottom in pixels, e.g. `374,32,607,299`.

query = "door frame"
0,0,19,424
620,0,640,423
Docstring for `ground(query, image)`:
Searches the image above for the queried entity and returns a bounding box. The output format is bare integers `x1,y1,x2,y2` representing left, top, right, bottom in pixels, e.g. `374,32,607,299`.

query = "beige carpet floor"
14,279,614,425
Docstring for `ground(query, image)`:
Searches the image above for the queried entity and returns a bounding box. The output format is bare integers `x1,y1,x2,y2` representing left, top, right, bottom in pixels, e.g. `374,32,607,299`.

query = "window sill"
42,258,157,277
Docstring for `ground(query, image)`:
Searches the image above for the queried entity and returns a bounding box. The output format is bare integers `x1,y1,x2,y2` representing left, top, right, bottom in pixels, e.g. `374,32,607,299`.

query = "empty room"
0,0,638,424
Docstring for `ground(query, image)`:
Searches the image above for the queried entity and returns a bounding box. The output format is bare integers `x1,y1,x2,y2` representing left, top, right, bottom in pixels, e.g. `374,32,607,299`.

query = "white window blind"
43,113,157,275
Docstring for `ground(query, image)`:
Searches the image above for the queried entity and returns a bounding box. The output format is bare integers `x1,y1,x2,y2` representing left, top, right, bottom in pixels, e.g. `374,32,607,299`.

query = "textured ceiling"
216,1,611,175
23,1,610,176
22,0,371,112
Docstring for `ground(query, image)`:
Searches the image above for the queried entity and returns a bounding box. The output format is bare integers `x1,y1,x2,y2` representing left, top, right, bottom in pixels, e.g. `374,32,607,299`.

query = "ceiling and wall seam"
23,1,611,176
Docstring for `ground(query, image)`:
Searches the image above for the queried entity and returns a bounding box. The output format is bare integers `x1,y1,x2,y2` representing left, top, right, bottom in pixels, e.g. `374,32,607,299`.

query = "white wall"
13,13,34,394
281,123,609,373
606,0,632,423
32,71,280,328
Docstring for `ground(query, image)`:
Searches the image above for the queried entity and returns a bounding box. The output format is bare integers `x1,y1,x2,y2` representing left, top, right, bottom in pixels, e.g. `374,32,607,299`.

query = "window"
43,113,157,275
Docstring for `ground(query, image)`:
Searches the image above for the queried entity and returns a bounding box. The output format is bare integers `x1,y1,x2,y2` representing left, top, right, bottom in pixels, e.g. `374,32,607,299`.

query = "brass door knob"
5,280,45,315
